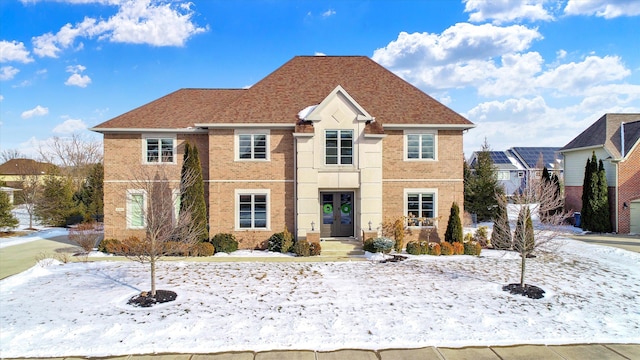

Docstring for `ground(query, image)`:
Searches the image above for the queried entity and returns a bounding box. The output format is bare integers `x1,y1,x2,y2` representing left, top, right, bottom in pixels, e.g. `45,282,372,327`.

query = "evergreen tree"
0,191,19,230
444,202,463,243
35,171,76,226
75,163,104,221
465,139,503,221
180,142,208,241
590,160,612,232
491,193,512,250
580,152,597,230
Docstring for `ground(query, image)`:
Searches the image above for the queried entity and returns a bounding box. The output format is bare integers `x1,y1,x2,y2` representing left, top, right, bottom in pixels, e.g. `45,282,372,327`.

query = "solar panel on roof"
512,147,560,168
489,151,511,164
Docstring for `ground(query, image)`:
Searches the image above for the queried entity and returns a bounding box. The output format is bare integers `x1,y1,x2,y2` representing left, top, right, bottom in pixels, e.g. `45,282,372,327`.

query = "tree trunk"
520,252,526,287
150,258,156,297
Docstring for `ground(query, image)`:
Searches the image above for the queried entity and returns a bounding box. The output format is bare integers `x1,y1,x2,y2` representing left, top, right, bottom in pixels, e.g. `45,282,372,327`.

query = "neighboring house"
468,147,562,196
92,56,475,248
0,187,20,205
560,113,640,234
0,158,54,188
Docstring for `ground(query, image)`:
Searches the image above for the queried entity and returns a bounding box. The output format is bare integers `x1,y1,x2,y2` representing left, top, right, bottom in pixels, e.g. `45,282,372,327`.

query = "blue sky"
1,0,639,160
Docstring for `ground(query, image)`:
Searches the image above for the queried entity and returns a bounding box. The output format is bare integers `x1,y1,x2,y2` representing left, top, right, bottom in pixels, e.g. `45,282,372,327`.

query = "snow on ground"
1,237,639,358
0,205,67,249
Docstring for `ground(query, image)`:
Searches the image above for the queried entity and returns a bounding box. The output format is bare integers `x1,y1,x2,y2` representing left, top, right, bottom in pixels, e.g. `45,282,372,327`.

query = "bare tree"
118,165,205,298
494,175,573,291
16,160,51,229
68,222,102,262
38,134,103,191
0,149,25,163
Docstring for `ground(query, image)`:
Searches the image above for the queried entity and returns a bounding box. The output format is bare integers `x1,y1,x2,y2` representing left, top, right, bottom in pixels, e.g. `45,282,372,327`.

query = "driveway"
569,233,640,253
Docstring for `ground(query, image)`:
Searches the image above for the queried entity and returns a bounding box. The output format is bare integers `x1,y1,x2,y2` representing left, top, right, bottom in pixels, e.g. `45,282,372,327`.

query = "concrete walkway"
569,233,640,253
1,234,638,360
4,344,639,360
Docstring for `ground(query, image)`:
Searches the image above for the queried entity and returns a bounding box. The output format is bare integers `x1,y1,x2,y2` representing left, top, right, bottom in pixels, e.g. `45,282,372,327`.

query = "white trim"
404,188,438,228
383,178,463,182
234,129,271,162
195,123,295,129
235,189,271,231
126,189,147,229
384,124,475,130
305,85,374,122
403,129,438,161
142,134,177,165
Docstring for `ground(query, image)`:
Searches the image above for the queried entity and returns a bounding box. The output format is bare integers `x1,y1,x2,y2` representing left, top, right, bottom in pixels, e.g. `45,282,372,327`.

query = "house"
468,147,562,196
0,158,54,188
0,187,20,205
91,56,475,248
560,113,640,234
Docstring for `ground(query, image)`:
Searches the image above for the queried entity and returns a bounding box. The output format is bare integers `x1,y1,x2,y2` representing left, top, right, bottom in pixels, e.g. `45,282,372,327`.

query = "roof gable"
0,159,54,176
302,85,374,122
560,113,640,159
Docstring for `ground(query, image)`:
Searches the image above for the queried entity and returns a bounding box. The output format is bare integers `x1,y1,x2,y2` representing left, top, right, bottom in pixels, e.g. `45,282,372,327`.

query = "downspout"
615,123,625,233
293,133,298,241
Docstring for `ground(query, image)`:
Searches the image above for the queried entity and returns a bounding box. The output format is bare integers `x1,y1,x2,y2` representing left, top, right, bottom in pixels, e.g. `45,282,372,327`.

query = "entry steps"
319,238,365,257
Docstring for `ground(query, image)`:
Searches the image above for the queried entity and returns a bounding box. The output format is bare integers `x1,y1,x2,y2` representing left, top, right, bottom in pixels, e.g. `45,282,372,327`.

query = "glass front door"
320,192,354,237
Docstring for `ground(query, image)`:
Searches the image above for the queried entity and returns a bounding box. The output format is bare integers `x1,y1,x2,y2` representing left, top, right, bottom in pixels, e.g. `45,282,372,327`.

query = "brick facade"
618,145,640,233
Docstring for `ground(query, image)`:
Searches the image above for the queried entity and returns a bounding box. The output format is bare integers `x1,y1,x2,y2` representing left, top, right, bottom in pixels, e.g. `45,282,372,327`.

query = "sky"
1,0,639,160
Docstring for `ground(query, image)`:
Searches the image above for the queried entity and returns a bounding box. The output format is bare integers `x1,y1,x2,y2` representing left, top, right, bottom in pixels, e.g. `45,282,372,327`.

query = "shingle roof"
560,113,640,159
0,159,54,176
93,56,473,130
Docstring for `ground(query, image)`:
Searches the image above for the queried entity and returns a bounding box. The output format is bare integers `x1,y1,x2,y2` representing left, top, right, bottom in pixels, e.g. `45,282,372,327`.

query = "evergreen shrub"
363,238,376,253
428,242,441,256
309,241,322,256
293,240,311,257
452,242,464,255
406,241,421,255
192,242,214,257
464,241,482,256
440,242,454,255
267,229,294,253
98,238,123,254
373,237,394,253
210,233,238,254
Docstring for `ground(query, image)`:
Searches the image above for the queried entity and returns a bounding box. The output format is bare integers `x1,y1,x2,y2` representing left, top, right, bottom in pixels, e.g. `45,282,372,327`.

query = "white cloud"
21,105,49,119
322,9,336,18
0,66,20,81
464,0,554,24
31,0,207,58
0,95,4,101
564,0,640,18
535,55,630,94
53,118,87,134
64,64,92,87
0,40,34,63
65,73,92,87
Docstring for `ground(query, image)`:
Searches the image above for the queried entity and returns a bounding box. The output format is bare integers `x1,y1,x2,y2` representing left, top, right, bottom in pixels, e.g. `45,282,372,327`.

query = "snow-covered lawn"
1,237,639,358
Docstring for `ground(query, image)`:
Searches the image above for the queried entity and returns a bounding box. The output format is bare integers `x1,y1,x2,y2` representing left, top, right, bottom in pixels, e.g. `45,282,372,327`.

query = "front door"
320,192,354,237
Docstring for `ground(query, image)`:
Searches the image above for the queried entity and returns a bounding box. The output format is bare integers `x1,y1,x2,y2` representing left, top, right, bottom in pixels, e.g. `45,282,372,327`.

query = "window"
497,171,510,181
145,137,175,163
236,190,269,230
126,190,146,229
325,130,353,165
405,189,437,227
405,131,436,160
235,130,269,161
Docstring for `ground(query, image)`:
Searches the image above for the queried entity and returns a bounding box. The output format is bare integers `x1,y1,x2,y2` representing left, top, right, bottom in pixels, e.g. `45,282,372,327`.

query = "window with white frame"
126,190,146,229
144,136,175,163
236,190,269,230
405,189,437,227
405,131,436,160
236,130,269,161
325,130,353,165
497,171,510,181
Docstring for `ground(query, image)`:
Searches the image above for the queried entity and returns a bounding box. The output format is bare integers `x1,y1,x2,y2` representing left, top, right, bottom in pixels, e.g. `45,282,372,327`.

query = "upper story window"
405,131,436,161
325,130,353,165
144,136,175,164
235,130,270,161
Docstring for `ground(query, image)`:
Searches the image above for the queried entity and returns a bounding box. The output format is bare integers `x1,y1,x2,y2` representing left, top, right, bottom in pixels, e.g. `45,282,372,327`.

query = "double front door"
320,192,354,237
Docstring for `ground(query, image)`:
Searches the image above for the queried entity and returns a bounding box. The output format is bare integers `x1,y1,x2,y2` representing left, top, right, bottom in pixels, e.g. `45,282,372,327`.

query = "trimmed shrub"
452,242,464,255
163,241,190,256
428,242,441,256
210,233,238,254
406,241,421,255
309,241,322,256
464,241,482,256
440,242,454,255
293,240,311,257
444,202,463,243
474,226,489,248
464,233,473,242
373,237,394,253
192,242,215,257
267,229,294,253
393,219,404,253
98,238,124,254
363,238,376,253
419,241,429,255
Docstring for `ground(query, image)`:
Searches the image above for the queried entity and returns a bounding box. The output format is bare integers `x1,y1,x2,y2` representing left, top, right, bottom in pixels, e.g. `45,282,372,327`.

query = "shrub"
440,242,454,255
210,233,238,254
464,233,473,242
464,241,482,256
452,242,464,255
406,241,421,255
267,229,294,253
293,240,311,257
373,237,394,253
474,226,489,248
309,241,322,256
192,242,215,257
163,241,190,256
428,242,441,256
363,238,376,253
98,238,124,254
444,202,463,243
393,219,404,253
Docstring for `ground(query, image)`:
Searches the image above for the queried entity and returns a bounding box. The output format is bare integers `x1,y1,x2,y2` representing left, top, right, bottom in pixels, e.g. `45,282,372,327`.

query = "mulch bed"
380,254,408,263
127,290,177,307
502,283,546,299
